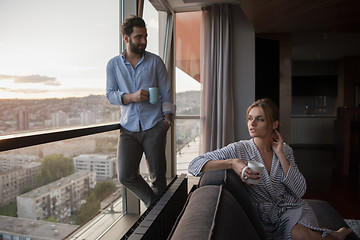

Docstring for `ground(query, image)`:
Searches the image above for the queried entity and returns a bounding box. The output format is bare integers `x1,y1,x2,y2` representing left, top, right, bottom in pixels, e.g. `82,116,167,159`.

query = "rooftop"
0,215,78,240
18,171,95,199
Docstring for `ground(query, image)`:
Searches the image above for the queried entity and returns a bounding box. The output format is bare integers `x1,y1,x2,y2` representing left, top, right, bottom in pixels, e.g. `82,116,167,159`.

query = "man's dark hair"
121,15,146,36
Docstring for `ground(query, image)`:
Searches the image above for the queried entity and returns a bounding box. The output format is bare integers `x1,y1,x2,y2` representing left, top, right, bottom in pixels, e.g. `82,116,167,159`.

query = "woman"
188,98,353,240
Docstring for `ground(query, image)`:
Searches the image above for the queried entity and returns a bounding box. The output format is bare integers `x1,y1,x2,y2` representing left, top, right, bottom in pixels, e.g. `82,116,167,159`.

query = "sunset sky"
0,0,122,99
0,0,200,100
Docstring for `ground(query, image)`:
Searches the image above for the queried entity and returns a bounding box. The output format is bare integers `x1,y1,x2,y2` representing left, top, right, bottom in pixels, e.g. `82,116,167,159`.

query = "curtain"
200,4,235,153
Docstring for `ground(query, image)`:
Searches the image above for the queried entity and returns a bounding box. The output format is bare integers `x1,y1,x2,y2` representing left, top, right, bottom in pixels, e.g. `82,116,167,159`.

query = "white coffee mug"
241,160,264,185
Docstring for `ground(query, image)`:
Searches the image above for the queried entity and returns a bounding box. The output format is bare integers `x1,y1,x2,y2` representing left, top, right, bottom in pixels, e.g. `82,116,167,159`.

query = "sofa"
169,169,359,240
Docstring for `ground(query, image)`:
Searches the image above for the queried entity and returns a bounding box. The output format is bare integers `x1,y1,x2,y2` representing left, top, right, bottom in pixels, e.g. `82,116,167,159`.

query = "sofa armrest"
198,169,226,187
170,185,261,240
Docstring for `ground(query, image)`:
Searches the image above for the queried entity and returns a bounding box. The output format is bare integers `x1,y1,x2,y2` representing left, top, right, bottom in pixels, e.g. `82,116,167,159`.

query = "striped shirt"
188,139,330,239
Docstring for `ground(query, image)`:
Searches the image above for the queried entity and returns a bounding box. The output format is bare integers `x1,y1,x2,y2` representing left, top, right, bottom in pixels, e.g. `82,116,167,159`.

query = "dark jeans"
117,121,167,207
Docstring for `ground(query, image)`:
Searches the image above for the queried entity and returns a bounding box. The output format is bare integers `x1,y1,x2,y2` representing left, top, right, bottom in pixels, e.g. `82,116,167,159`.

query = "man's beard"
129,38,146,55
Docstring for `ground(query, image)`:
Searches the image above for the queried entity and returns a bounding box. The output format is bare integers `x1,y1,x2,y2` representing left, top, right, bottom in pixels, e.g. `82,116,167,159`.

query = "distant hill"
176,91,200,115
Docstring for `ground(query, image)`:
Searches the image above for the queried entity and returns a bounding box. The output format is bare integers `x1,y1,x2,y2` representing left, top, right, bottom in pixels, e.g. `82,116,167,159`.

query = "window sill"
67,197,140,240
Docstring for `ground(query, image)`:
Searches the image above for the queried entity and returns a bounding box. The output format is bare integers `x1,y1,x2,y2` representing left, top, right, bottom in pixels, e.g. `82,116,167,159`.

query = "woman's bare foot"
329,227,354,240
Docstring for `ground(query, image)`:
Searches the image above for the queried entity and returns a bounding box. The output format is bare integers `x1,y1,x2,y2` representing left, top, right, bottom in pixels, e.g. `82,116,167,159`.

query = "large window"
0,0,204,238
175,12,201,174
0,0,122,237
0,0,120,136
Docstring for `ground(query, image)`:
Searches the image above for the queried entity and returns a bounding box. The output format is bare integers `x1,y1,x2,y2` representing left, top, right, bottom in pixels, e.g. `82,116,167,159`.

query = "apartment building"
0,154,39,170
17,171,96,221
0,215,78,240
0,162,41,207
73,154,116,180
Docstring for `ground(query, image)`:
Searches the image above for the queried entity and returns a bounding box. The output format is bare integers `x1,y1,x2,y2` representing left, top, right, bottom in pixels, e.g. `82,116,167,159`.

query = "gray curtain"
200,4,235,153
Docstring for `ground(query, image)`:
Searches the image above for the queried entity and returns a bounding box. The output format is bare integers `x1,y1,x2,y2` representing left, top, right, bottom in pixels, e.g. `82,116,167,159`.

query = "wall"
337,56,360,108
231,5,256,141
255,33,293,143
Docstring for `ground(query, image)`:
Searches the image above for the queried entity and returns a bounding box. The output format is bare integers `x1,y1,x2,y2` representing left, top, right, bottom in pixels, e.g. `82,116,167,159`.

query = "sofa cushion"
170,185,261,240
305,199,359,240
306,199,349,230
224,169,268,239
199,169,267,240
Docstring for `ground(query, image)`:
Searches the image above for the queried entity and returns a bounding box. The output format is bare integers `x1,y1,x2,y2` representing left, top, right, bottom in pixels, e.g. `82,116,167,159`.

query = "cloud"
0,74,60,86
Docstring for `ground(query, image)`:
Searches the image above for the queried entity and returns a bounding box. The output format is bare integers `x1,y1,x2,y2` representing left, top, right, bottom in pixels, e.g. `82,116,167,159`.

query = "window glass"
142,0,159,55
176,12,201,98
0,0,119,136
176,119,200,174
175,12,201,174
135,0,162,179
0,131,122,234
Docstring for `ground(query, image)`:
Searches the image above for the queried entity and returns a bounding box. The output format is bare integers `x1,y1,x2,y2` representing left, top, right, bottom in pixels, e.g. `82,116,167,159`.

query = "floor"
293,145,360,219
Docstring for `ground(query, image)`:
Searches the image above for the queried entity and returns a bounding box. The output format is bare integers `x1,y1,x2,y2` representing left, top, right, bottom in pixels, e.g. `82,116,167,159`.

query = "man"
106,15,175,207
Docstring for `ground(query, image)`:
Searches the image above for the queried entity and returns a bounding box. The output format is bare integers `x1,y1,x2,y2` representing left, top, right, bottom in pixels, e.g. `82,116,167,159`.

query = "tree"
0,202,17,217
75,192,100,225
73,182,116,225
93,181,117,201
43,216,58,223
35,154,75,186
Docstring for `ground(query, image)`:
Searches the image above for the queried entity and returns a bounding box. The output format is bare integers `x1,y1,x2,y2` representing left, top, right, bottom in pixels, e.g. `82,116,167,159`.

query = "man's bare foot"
329,227,354,240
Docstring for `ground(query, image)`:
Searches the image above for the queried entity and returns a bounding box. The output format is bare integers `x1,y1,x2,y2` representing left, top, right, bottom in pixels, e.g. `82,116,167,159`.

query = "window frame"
0,0,202,238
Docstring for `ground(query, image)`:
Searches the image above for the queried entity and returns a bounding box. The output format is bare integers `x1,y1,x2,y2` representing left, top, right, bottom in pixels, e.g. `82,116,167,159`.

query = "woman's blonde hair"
246,98,279,130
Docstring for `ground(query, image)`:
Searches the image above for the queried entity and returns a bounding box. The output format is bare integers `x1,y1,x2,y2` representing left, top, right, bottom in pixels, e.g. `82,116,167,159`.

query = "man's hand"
122,89,149,104
163,113,173,131
163,119,171,130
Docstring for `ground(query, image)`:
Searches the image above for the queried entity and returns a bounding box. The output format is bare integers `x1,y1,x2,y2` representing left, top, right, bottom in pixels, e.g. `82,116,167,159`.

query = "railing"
0,120,195,239
0,123,121,152
0,123,125,239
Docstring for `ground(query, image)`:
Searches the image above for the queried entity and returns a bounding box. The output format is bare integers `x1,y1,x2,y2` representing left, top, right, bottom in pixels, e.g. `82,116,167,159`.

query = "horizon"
0,89,201,101
0,0,199,100
0,67,200,100
0,0,119,99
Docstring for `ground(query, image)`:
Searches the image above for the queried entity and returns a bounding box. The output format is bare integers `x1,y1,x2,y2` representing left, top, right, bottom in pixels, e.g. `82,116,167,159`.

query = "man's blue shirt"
106,51,175,132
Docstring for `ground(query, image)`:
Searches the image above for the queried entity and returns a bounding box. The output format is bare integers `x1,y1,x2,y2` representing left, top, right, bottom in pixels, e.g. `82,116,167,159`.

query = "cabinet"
291,117,336,144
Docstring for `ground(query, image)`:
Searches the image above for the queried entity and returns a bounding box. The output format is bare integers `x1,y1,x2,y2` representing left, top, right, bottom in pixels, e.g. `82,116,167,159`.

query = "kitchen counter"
291,117,336,144
291,115,336,118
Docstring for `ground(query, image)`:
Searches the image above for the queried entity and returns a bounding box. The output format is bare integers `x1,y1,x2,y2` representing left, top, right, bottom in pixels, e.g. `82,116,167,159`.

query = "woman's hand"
201,158,260,183
231,159,259,183
271,129,290,175
271,129,284,155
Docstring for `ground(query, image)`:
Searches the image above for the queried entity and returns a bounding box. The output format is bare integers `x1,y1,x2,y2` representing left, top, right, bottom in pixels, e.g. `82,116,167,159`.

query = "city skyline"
0,0,199,99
